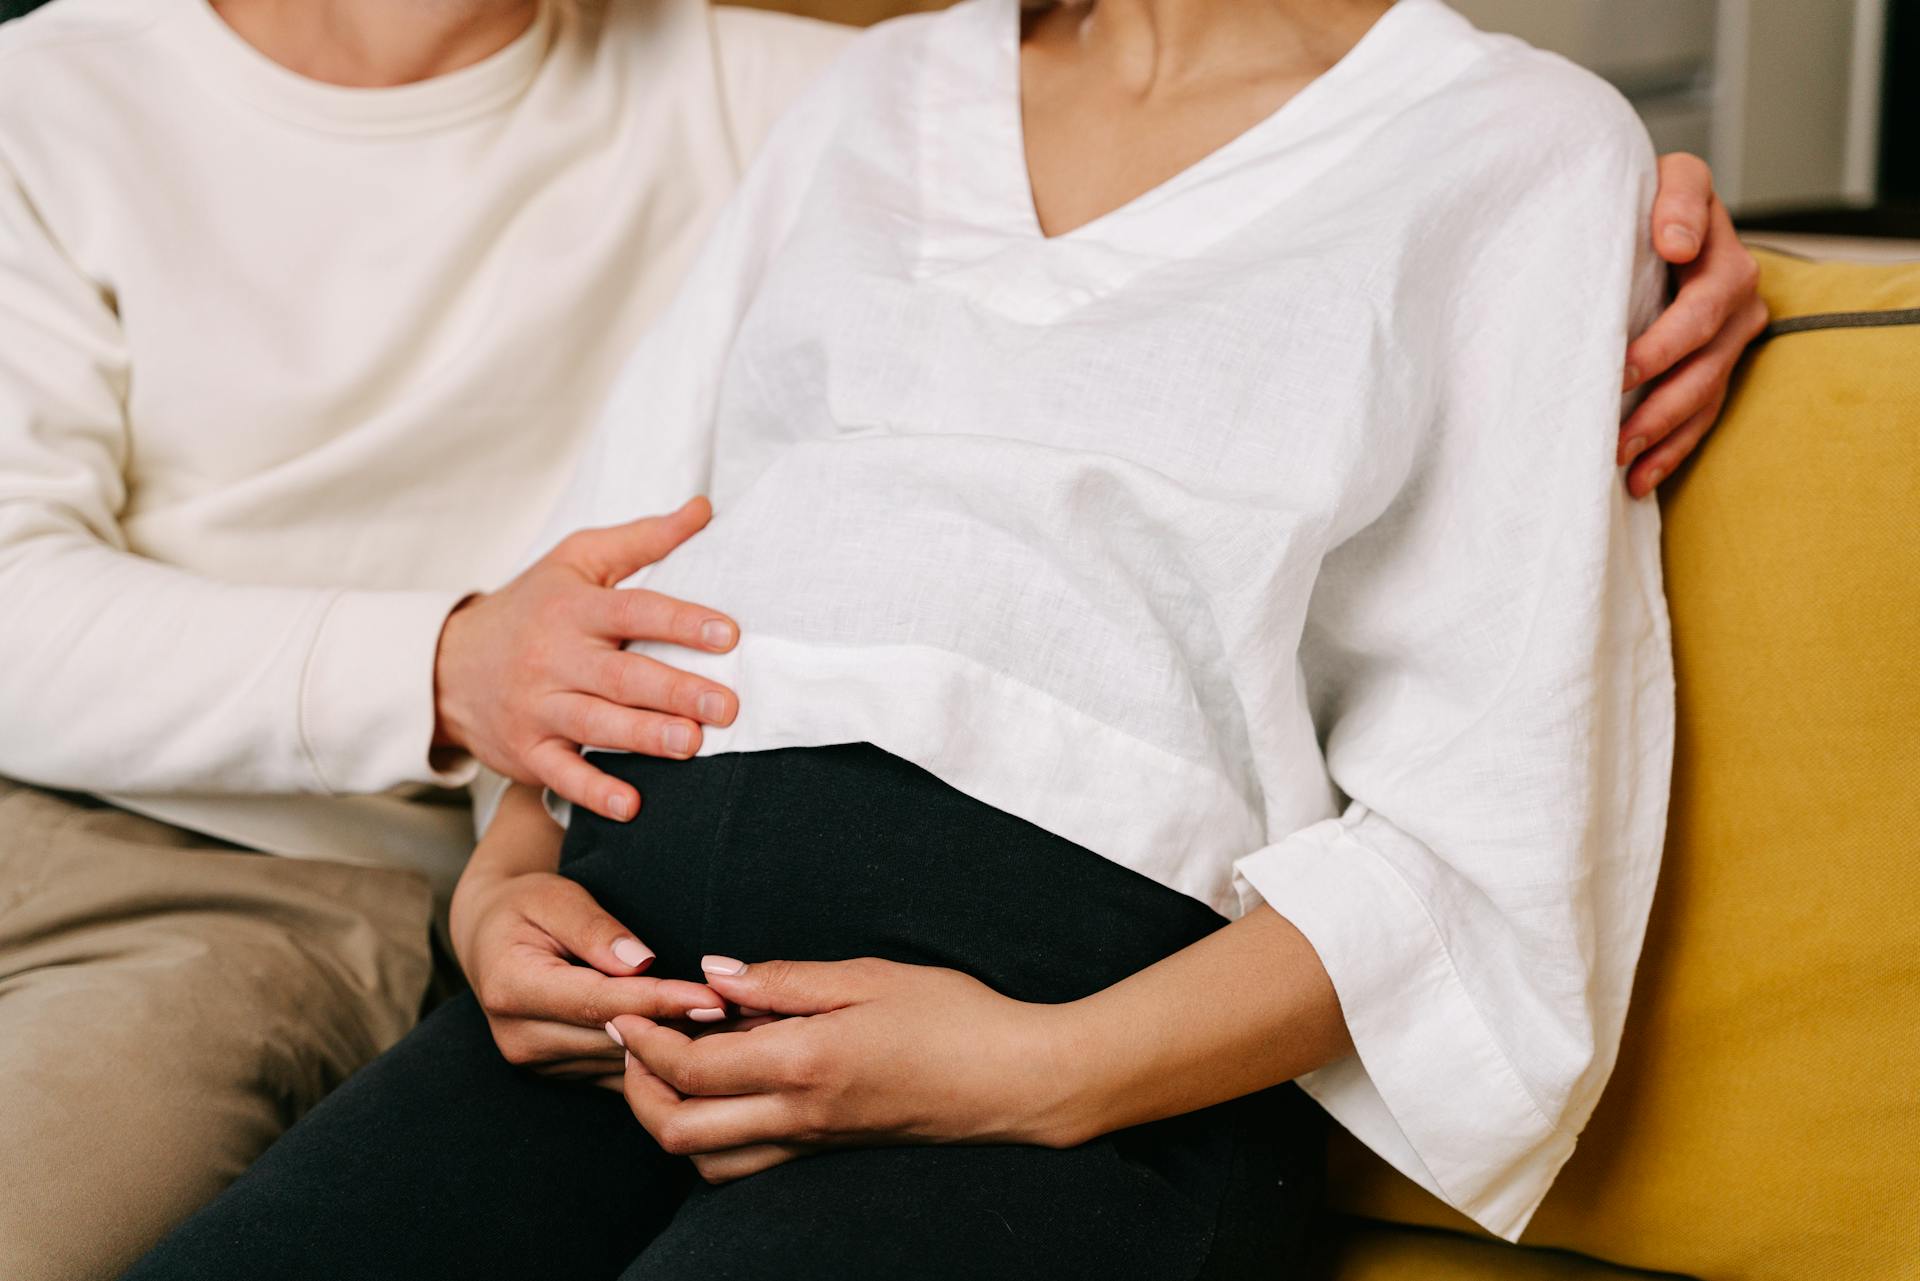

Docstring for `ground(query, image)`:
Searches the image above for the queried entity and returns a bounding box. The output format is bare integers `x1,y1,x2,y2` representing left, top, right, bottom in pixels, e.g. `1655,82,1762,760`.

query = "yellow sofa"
1319,250,1920,1279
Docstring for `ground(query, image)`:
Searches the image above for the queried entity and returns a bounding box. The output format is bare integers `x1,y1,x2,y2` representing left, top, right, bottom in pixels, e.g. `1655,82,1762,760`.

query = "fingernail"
701,619,736,650
1663,224,1700,256
688,1006,727,1023
624,1051,633,1069
738,1007,770,1018
608,793,635,822
701,954,747,976
605,1020,624,1047
1623,364,1641,391
664,723,695,756
612,937,651,968
1622,436,1646,464
698,692,726,723
1646,466,1666,489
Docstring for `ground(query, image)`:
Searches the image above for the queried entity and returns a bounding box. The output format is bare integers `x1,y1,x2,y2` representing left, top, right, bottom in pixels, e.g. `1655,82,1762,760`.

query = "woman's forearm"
462,783,564,884
1041,905,1353,1146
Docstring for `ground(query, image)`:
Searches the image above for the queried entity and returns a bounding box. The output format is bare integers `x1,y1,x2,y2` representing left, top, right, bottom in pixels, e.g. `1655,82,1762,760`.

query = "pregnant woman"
131,0,1678,1275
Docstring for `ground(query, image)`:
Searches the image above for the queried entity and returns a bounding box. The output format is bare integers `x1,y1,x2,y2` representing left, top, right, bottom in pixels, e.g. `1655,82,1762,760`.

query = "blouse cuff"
1231,814,1576,1242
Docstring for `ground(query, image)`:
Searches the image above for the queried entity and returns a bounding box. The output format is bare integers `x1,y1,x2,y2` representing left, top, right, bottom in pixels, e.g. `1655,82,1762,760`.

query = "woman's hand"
610,909,1350,1183
452,872,728,1086
449,781,725,1086
609,957,1073,1183
1623,153,1770,499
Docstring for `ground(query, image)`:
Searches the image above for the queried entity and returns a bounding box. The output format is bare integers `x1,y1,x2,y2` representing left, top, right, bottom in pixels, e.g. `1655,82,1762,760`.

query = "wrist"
1007,997,1114,1149
431,593,484,751
447,862,509,972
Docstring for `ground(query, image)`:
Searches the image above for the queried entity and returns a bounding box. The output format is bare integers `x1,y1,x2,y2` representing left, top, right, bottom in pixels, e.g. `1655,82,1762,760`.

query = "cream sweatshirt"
0,0,853,888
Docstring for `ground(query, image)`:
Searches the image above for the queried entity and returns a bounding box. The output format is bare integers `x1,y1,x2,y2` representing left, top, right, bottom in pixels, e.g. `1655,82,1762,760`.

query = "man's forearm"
0,527,466,796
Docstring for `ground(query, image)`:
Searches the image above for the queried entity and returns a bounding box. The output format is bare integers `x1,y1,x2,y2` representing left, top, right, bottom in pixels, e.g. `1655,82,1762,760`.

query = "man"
0,0,1766,1276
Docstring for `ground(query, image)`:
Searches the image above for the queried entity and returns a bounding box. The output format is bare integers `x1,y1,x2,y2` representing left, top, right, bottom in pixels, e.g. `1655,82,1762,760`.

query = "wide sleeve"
0,155,470,798
1230,112,1673,1240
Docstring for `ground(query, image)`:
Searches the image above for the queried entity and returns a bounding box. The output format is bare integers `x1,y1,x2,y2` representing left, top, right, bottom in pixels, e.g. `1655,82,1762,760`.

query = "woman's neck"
1058,0,1394,97
211,0,540,88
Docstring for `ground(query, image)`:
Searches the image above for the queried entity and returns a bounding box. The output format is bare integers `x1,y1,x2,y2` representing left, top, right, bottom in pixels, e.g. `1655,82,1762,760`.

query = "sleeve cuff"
1232,815,1575,1242
299,588,479,795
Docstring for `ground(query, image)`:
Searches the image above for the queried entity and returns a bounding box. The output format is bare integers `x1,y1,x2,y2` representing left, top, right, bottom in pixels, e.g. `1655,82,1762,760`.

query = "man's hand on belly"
433,497,741,821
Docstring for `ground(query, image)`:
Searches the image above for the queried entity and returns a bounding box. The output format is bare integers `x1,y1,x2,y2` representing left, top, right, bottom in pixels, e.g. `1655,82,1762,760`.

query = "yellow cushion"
1324,1221,1656,1281
1327,250,1920,1280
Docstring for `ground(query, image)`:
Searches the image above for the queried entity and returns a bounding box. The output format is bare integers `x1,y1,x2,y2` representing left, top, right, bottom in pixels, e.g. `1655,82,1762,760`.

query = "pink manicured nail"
605,1021,624,1047
688,1006,727,1023
624,1051,633,1069
611,937,652,968
701,955,747,976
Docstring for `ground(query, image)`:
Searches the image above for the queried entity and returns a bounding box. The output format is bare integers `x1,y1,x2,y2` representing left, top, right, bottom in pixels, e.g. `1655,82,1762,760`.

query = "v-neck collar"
913,0,1485,322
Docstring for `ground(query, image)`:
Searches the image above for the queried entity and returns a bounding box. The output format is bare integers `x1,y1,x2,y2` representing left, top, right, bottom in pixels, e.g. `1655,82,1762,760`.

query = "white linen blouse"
540,0,1674,1240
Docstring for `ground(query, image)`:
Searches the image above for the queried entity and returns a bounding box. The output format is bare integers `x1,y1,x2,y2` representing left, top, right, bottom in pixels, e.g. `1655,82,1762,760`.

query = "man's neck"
211,0,541,88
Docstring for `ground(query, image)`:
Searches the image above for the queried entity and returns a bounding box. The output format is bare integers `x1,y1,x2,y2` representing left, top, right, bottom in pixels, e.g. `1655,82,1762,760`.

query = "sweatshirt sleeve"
0,155,471,798
1231,87,1674,1241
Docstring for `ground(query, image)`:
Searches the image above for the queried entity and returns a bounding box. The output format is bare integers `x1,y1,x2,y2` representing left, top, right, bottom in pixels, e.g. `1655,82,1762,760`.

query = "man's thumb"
562,496,713,584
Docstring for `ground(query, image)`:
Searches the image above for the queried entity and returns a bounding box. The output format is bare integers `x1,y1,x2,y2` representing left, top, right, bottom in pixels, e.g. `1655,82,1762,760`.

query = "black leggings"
125,744,1327,1281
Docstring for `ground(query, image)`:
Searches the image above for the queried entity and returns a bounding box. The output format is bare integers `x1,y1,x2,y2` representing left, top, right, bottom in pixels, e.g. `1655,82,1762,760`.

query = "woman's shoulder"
1428,24,1657,189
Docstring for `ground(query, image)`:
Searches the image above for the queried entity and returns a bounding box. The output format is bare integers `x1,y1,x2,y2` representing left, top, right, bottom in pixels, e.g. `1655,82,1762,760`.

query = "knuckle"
791,1092,836,1143
1682,294,1723,338
618,591,662,637
672,605,709,647
576,701,614,746
782,1040,828,1089
494,1027,536,1066
594,652,634,701
668,672,705,715
479,974,523,1018
672,1058,710,1097
655,1118,698,1157
532,585,575,632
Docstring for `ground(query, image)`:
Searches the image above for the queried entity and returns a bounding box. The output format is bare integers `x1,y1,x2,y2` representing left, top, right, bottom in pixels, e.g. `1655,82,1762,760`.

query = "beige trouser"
0,781,435,1281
